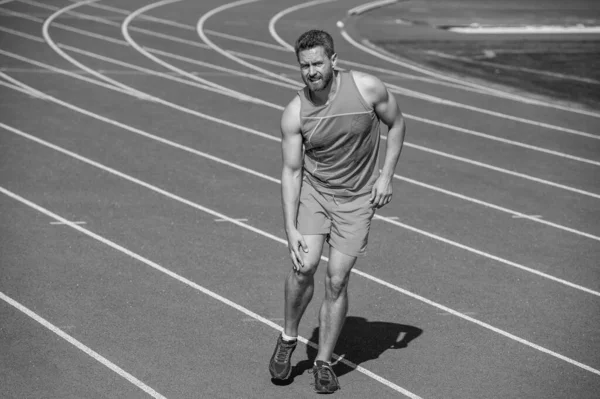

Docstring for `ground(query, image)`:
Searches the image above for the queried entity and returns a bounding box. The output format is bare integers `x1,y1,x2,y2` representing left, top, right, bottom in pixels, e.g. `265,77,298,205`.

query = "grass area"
372,39,600,109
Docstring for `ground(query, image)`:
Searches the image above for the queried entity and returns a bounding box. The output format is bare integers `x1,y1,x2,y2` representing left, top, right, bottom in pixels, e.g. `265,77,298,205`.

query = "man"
269,29,406,393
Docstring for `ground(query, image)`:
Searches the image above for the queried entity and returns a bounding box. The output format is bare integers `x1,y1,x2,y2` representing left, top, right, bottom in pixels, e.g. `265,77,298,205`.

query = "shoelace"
275,342,294,363
314,364,333,382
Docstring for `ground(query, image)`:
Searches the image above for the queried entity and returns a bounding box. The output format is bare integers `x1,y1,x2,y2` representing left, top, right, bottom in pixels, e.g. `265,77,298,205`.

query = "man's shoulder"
281,94,302,134
349,70,387,104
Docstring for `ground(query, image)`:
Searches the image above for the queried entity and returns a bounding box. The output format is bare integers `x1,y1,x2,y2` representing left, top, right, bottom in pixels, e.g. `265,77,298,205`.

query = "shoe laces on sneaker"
314,361,335,383
275,339,296,363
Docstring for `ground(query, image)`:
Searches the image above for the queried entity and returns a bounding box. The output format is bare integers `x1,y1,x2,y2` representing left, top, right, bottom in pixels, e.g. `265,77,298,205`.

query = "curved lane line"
196,0,301,86
121,0,269,106
266,0,599,140
4,22,600,196
41,0,150,99
1,71,599,298
14,1,599,140
340,28,600,118
31,0,600,118
1,120,599,378
2,42,600,235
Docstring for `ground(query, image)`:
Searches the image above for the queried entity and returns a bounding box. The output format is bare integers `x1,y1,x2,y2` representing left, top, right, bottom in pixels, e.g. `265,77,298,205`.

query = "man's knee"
291,259,319,283
325,273,350,299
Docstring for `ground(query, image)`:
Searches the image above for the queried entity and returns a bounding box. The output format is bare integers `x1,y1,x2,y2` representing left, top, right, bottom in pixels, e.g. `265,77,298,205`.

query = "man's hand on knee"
286,228,308,271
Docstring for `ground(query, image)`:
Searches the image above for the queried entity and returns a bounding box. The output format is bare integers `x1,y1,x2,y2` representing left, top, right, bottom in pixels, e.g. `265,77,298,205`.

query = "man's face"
298,46,336,92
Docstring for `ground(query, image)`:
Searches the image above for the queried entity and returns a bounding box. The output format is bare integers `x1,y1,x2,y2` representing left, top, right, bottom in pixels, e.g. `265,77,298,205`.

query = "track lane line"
0,291,167,399
338,17,600,118
2,44,600,237
2,62,599,246
6,24,599,201
120,0,263,104
0,189,421,399
1,121,599,377
266,0,600,140
3,40,600,240
9,2,600,144
1,81,599,293
24,0,600,125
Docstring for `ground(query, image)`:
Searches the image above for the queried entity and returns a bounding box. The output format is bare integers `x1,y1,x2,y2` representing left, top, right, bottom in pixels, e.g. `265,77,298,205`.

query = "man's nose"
308,65,316,76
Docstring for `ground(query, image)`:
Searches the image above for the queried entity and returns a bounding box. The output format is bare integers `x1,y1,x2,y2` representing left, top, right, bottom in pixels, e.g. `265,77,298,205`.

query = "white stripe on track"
1,122,598,379
0,291,167,399
0,186,421,399
25,0,600,122
2,43,600,236
3,74,600,297
340,29,600,118
121,0,261,104
41,0,148,98
267,1,599,140
6,24,598,200
196,0,301,87
9,2,599,143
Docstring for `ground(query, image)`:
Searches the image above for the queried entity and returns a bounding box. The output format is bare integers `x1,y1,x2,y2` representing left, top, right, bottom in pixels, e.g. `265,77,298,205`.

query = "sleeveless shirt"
298,70,381,196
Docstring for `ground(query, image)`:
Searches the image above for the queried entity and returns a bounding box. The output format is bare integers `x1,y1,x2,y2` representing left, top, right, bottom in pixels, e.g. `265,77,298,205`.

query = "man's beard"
305,68,334,92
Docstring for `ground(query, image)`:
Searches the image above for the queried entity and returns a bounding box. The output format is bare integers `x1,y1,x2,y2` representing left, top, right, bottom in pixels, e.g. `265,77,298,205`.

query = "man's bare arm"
280,96,307,269
355,72,406,208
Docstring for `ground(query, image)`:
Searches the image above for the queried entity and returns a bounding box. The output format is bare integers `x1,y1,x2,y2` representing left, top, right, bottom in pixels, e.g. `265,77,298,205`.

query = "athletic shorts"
296,181,376,257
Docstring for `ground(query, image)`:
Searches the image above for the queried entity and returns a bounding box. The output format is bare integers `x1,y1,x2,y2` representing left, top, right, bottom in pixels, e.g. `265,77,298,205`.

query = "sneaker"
269,334,297,380
312,360,340,393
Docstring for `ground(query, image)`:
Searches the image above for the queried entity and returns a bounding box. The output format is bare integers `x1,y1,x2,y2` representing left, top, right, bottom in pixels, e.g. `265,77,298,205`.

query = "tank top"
298,70,381,196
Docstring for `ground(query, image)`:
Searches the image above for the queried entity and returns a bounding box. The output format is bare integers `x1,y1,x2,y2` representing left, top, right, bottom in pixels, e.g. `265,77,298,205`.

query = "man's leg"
316,246,357,362
270,234,326,380
284,234,327,338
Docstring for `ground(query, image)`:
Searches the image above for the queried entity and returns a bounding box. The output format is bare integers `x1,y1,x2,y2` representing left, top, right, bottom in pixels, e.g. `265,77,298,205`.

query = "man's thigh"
297,181,331,235
327,192,375,258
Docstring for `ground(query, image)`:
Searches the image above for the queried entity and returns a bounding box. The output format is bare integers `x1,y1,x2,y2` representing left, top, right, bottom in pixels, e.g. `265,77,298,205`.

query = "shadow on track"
271,316,422,385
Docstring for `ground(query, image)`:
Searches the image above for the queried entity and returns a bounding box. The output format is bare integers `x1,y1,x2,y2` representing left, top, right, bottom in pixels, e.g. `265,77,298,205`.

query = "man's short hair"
294,30,335,60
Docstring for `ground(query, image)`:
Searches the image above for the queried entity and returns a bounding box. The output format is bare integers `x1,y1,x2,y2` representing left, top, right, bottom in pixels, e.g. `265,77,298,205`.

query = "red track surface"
1,1,599,398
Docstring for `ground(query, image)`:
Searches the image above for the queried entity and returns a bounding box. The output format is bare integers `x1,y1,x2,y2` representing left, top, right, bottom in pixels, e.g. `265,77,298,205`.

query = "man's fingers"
290,251,302,270
299,237,309,253
292,245,304,267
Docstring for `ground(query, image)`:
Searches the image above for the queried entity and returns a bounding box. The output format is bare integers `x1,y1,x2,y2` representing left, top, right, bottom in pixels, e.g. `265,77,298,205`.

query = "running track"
0,0,599,398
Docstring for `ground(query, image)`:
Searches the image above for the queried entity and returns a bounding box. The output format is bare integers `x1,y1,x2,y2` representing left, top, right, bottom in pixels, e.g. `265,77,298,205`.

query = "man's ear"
331,53,338,67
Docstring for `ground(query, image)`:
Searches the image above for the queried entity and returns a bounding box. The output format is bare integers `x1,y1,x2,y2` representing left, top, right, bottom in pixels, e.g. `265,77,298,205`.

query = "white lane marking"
0,186,424,399
214,218,248,222
405,115,600,165
27,0,600,119
343,31,600,119
12,23,597,198
1,130,599,379
121,0,261,104
41,0,150,98
9,2,599,142
268,0,338,49
0,70,48,98
266,1,600,139
196,0,301,87
388,86,600,141
2,49,600,240
426,50,600,85
512,215,542,219
406,141,600,200
348,0,398,15
50,221,87,225
3,80,600,296
0,291,167,399
449,25,600,34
